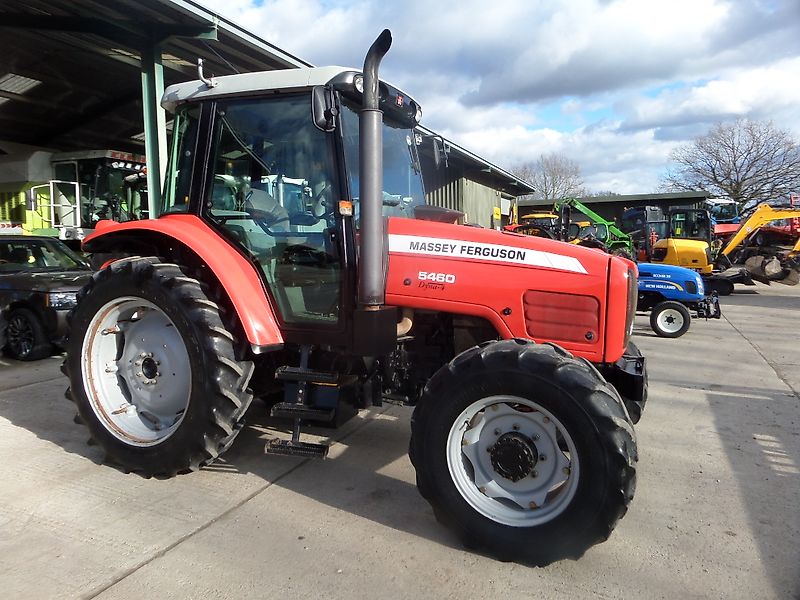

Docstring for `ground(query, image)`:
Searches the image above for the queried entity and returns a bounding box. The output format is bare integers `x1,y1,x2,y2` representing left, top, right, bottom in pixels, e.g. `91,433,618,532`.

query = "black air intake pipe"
358,29,392,308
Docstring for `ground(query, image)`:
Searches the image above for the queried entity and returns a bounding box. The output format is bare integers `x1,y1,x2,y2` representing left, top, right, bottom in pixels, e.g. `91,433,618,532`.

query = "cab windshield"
340,98,426,222
707,202,738,222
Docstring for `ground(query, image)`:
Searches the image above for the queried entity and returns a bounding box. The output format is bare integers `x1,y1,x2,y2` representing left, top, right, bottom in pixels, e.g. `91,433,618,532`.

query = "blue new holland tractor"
637,263,721,338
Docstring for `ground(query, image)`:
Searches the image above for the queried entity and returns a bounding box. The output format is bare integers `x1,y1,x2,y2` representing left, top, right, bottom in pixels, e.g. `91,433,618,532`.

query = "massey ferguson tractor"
64,31,646,566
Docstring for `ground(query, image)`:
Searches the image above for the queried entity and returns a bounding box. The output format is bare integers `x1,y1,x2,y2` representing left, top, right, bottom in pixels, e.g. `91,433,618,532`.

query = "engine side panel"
385,218,611,362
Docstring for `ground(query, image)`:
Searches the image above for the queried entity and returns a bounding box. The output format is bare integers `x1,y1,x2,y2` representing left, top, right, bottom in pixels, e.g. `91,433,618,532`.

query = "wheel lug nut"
493,428,501,436
529,501,538,509
543,416,550,424
136,372,143,377
563,467,571,475
531,470,538,478
139,352,147,358
539,454,547,461
479,486,487,494
533,434,540,441
512,423,520,431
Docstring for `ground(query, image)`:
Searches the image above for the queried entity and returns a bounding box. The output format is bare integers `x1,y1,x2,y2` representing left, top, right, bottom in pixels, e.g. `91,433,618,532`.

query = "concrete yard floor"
0,282,798,599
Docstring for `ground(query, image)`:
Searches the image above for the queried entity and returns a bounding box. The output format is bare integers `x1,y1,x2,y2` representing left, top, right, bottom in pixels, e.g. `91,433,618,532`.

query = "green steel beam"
141,40,168,217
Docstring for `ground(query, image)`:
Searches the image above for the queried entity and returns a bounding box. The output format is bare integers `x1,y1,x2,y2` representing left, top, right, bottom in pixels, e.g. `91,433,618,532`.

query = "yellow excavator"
651,204,800,292
717,203,800,286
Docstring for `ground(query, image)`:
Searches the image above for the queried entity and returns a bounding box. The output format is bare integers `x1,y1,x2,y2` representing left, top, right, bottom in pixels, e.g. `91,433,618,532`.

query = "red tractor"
64,31,646,565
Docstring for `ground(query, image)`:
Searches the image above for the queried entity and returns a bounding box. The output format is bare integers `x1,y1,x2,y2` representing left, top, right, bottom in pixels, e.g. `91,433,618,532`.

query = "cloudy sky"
196,0,800,194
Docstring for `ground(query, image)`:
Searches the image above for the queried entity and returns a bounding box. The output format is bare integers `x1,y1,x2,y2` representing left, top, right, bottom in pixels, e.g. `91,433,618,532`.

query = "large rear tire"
410,340,637,565
64,257,254,477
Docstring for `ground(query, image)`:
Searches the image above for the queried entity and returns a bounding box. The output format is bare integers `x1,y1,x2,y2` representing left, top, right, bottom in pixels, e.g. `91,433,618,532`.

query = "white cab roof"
161,66,355,112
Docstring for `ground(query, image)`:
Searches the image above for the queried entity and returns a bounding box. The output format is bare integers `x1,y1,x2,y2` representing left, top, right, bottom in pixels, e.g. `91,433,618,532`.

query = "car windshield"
0,238,89,273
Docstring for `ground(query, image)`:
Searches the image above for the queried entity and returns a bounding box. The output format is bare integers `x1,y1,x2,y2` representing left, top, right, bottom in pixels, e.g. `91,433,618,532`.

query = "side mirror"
311,86,337,132
432,137,448,170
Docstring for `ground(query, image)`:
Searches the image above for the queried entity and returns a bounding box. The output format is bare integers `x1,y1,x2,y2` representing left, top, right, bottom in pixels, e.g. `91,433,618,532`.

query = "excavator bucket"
781,267,800,286
778,256,800,286
744,255,772,285
745,254,800,286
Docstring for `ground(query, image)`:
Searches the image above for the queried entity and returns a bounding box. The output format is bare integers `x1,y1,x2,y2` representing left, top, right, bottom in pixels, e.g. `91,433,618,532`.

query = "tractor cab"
668,208,712,243
158,67,425,350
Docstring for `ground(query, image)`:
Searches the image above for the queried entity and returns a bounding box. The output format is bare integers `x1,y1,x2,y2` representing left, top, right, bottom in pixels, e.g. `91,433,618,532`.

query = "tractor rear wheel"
410,340,637,565
649,301,690,338
64,257,254,477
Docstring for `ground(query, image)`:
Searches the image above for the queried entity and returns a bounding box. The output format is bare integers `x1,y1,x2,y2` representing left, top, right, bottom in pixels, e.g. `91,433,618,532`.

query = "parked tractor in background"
636,262,720,338
554,198,635,259
705,197,740,228
0,150,147,247
624,206,751,295
64,31,646,566
502,210,560,239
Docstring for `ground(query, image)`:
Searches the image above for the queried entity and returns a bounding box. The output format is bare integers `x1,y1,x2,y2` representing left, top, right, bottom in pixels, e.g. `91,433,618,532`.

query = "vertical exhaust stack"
352,29,398,356
358,29,392,309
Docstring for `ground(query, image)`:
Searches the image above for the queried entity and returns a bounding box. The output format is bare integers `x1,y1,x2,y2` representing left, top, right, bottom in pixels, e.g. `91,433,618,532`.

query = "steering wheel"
246,206,290,231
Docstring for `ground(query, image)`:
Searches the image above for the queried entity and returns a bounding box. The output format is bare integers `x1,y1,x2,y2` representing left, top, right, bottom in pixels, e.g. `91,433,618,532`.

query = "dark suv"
0,235,93,360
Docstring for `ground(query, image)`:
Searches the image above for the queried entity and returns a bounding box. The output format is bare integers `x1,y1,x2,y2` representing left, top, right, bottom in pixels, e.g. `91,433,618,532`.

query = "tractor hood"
386,217,635,363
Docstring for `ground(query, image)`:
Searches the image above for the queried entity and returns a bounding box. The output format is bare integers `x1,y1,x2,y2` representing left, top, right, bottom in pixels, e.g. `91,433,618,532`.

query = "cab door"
199,95,350,345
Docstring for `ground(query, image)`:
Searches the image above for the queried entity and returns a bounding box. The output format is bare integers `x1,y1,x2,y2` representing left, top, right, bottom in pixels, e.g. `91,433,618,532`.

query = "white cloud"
195,0,800,194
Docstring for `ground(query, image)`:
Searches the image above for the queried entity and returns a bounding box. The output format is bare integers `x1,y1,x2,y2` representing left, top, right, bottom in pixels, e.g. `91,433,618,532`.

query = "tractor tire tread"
63,256,254,478
410,339,637,566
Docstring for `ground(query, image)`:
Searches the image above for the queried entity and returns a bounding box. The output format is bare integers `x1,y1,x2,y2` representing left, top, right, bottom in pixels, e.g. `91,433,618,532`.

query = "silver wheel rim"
81,297,191,446
656,308,685,334
446,396,580,527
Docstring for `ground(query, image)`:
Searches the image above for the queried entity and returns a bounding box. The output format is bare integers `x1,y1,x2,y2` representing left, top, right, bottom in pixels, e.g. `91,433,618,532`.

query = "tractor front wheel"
649,301,691,338
410,340,637,565
64,257,254,477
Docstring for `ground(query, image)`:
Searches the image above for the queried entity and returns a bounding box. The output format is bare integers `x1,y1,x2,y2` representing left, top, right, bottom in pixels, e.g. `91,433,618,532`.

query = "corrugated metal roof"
0,0,310,153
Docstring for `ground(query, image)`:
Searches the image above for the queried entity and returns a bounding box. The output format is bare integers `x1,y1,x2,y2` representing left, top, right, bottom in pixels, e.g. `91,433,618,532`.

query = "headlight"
354,74,364,94
696,275,705,296
47,291,78,309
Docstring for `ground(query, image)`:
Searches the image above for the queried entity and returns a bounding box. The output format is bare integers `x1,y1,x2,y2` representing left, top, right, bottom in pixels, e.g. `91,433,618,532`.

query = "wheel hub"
490,432,538,482
140,356,159,380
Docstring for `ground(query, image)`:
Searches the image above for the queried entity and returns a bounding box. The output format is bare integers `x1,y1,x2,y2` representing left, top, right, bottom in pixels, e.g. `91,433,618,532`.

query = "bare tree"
513,153,585,202
662,119,800,207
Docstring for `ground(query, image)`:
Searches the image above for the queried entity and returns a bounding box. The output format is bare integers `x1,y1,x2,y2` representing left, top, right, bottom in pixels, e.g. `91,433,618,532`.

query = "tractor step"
270,402,335,422
265,438,329,459
275,366,339,385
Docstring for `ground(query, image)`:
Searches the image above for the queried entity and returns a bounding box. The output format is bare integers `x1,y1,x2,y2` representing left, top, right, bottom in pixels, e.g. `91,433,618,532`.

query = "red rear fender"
84,216,283,350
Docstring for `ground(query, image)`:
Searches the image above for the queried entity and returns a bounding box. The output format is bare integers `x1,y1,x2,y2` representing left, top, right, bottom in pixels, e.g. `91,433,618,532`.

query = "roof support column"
140,40,167,218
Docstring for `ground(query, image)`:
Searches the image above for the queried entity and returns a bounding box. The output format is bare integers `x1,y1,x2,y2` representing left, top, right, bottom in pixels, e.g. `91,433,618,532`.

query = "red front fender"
84,216,283,350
